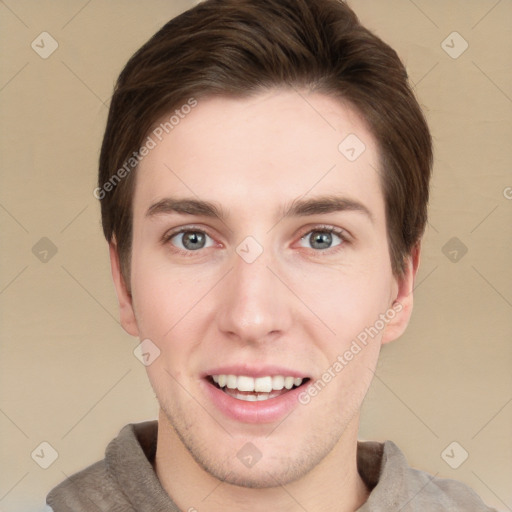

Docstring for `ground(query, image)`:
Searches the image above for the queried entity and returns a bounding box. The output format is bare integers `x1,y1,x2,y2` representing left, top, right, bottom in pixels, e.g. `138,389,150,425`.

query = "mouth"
200,365,313,423
206,374,311,402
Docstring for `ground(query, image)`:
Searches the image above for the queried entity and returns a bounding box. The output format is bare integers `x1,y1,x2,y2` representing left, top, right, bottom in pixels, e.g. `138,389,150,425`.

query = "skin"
109,88,420,512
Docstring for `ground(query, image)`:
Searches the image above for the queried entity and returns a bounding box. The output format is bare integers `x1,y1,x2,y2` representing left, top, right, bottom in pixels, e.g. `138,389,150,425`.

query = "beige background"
1,1,511,511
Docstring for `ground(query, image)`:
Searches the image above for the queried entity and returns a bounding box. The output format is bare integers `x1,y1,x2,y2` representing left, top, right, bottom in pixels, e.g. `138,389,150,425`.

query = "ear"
109,241,139,337
381,242,421,345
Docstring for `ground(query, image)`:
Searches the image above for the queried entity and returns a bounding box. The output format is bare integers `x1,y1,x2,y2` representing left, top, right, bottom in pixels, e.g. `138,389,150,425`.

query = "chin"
199,455,316,489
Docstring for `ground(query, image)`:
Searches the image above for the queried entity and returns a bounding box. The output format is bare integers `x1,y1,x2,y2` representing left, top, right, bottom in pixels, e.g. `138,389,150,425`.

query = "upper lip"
202,365,310,379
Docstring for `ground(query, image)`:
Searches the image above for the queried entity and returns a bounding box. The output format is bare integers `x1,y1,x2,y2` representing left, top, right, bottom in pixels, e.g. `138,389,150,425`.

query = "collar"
106,420,404,511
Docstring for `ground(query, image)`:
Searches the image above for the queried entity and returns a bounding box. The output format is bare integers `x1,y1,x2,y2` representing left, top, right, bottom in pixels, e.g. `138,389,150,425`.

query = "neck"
154,409,370,512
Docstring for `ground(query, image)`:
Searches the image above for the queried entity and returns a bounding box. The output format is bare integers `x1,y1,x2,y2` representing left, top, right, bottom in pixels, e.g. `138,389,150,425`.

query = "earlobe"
109,241,139,337
381,242,421,345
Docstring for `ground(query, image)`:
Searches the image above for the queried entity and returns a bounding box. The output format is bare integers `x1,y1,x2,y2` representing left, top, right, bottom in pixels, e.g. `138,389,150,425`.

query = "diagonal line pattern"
266,265,336,335
370,368,439,438
58,470,105,511
0,62,29,92
163,163,199,197
163,163,233,234
163,367,234,438
61,0,93,29
266,164,337,234
398,472,439,511
60,205,89,233
0,471,30,501
61,369,132,439
164,267,234,337
471,395,512,439
264,408,296,438
471,0,502,30
0,407,29,439
0,0,29,28
61,60,109,107
0,265,29,295
471,470,511,511
290,84,337,131
264,471,310,511
412,62,439,89
471,265,512,308
472,61,512,104
61,265,120,324
411,265,438,294
200,471,233,502
408,0,439,28
470,205,499,233
428,221,439,234
0,202,29,233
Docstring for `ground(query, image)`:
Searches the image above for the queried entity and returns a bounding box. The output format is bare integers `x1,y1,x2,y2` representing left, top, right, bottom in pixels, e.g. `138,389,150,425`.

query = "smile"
208,374,308,402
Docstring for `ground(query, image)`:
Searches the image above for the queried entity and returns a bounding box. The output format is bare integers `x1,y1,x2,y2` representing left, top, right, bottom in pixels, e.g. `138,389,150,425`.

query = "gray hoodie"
46,420,498,511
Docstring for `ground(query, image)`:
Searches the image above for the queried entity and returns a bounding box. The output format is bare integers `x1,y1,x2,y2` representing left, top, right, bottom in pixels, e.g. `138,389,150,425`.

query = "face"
111,88,416,487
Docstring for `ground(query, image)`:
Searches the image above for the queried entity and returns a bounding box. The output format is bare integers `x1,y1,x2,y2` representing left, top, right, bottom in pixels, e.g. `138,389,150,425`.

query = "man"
47,0,497,510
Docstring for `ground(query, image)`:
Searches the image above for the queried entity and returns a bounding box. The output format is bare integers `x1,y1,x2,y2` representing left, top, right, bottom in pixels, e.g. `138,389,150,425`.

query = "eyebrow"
145,195,373,223
146,197,228,219
284,195,373,222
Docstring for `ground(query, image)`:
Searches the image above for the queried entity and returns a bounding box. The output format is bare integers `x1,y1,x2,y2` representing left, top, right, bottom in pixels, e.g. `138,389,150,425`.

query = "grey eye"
299,230,342,250
171,231,214,251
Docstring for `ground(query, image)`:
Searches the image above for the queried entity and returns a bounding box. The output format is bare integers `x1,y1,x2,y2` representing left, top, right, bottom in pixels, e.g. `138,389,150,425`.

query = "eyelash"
162,224,351,257
162,225,216,258
298,225,350,254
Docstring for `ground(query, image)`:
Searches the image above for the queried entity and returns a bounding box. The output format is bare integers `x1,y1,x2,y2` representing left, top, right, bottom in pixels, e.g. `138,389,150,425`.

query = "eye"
298,227,346,251
166,229,216,252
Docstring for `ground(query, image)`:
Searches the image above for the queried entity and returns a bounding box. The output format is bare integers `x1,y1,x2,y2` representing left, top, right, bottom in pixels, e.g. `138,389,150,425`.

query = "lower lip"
201,378,307,424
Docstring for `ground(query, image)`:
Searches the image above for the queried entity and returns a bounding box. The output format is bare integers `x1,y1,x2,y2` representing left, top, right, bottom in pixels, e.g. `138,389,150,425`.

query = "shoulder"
46,458,133,511
405,464,497,511
359,440,498,511
384,441,498,511
45,421,153,511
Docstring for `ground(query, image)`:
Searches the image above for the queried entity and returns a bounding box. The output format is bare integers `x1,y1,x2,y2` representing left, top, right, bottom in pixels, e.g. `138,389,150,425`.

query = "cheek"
130,254,213,369
132,234,204,326
133,270,196,392
291,259,393,344
130,243,196,336
132,276,175,337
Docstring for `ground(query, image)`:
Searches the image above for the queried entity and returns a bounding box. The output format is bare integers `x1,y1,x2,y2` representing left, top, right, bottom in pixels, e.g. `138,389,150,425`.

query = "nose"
215,239,292,344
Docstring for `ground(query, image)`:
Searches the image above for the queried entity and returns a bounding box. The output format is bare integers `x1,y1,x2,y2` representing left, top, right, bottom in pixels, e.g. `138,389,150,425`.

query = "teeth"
210,374,304,392
226,375,237,389
236,392,257,401
255,376,272,392
237,375,254,392
272,375,284,390
227,390,289,402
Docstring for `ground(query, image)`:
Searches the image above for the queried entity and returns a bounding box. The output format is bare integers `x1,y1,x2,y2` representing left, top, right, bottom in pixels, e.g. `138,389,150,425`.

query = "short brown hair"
98,0,433,288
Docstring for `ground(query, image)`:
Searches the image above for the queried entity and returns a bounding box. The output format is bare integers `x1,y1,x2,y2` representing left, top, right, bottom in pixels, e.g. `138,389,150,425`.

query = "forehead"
133,88,384,223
